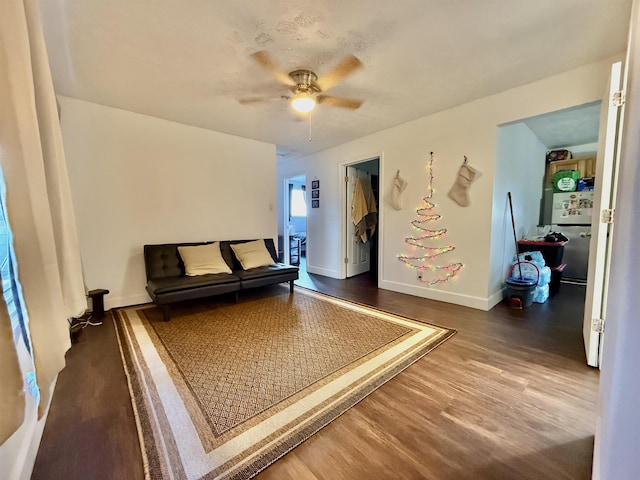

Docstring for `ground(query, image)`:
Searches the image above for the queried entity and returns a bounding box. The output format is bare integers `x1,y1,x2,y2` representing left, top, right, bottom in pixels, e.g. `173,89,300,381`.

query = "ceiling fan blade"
317,95,363,110
316,55,362,92
250,51,296,87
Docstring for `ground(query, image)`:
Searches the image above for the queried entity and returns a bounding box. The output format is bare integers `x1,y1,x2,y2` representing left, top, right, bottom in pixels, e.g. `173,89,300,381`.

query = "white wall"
58,97,277,308
278,56,617,310
488,122,547,302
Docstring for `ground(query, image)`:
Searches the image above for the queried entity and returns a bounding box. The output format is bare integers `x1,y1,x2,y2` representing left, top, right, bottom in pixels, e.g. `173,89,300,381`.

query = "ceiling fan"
243,51,364,114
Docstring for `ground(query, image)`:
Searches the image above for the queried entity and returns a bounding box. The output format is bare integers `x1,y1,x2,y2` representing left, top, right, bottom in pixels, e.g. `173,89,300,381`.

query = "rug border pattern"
114,286,456,480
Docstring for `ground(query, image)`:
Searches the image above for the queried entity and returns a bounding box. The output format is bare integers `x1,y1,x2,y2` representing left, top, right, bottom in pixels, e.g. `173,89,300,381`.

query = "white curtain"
0,281,24,445
0,0,87,439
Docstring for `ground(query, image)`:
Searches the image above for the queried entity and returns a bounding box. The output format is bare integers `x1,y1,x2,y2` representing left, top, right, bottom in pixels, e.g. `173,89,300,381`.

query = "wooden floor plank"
32,269,598,479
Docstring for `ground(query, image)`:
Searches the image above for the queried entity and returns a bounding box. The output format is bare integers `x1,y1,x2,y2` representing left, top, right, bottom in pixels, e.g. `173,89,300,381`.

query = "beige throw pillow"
230,240,275,270
178,242,232,276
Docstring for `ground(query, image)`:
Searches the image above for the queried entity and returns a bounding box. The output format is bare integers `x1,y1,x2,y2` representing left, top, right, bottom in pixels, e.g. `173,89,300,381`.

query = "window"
291,188,307,217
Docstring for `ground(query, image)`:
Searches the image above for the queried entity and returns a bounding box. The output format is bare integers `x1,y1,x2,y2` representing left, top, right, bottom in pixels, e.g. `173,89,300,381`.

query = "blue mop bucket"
506,262,539,309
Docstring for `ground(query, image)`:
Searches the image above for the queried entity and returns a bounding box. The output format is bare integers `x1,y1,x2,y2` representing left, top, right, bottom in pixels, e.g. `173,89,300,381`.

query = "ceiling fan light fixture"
291,92,316,113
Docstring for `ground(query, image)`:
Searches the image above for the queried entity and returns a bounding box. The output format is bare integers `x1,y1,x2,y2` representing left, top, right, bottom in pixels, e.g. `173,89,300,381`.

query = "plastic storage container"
505,262,539,309
505,277,537,309
517,240,567,268
553,170,579,192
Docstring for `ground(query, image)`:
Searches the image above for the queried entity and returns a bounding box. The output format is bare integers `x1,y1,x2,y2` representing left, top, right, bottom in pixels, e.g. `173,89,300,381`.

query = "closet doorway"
343,157,380,281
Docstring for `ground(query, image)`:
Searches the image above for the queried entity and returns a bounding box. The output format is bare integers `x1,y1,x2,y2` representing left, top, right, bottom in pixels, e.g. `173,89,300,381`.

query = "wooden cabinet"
546,157,596,184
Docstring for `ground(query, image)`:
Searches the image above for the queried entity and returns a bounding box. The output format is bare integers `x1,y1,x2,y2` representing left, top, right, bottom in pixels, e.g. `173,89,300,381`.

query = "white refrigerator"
550,190,595,282
551,191,595,225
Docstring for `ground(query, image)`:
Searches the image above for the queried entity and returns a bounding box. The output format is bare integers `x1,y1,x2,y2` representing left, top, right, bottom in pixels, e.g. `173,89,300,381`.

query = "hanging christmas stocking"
390,172,408,210
448,164,478,207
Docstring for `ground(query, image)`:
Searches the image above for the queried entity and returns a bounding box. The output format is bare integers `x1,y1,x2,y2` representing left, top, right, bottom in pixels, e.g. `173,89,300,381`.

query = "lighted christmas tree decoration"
411,218,442,229
398,151,463,286
405,228,448,246
417,201,435,213
399,245,455,261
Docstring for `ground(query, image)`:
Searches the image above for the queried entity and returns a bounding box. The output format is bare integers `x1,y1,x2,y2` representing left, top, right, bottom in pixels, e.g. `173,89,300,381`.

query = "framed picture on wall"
311,189,319,199
311,180,320,189
312,199,319,208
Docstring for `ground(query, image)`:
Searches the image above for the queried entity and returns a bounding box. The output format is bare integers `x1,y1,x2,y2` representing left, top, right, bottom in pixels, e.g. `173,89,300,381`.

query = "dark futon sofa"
144,238,298,321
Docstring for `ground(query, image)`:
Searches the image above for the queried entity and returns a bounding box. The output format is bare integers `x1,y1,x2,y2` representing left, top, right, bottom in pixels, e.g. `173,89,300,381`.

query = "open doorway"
524,101,601,286
493,61,623,368
343,157,380,283
283,174,307,273
495,101,600,291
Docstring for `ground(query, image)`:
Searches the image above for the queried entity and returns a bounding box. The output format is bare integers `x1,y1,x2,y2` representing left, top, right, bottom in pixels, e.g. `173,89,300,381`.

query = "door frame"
338,152,384,283
583,60,625,368
282,172,307,266
345,165,372,278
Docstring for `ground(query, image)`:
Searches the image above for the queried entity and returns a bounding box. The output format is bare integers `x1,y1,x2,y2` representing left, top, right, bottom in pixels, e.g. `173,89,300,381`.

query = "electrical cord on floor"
69,311,102,343
69,311,102,328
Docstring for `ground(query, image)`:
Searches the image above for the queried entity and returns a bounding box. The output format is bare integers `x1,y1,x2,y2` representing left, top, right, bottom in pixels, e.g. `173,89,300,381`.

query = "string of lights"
411,217,441,228
417,201,435,212
398,245,455,263
397,151,463,286
404,228,448,244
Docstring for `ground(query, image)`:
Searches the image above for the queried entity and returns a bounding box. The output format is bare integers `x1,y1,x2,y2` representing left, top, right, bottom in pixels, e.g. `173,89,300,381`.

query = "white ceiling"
524,102,602,149
39,0,632,158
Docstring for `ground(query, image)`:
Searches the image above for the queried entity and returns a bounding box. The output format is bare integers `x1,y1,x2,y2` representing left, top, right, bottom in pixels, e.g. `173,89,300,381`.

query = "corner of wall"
305,265,341,279
487,287,506,310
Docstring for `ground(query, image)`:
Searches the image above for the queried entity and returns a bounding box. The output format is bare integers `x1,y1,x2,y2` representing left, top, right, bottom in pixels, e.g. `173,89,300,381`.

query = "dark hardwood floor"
33,266,598,480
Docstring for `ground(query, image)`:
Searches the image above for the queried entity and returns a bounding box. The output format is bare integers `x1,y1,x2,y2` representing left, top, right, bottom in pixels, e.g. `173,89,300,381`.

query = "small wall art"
311,178,320,208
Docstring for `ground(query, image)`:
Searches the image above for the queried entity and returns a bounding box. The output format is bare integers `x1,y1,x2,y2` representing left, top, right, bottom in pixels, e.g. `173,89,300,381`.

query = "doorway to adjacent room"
342,156,380,283
283,174,307,275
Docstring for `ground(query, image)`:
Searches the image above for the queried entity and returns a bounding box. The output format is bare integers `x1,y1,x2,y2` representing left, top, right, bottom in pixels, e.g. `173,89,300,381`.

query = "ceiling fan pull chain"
308,113,313,142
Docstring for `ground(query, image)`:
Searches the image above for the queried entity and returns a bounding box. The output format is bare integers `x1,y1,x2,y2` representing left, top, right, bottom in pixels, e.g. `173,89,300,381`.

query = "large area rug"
114,286,455,480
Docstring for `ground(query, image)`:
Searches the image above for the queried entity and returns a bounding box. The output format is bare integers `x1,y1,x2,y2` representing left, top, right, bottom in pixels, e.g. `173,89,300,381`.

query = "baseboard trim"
487,287,506,310
305,265,340,278
379,280,491,311
105,294,150,310
107,279,504,312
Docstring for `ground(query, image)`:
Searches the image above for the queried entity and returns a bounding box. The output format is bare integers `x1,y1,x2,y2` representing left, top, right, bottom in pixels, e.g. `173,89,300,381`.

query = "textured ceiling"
38,0,632,158
524,102,602,149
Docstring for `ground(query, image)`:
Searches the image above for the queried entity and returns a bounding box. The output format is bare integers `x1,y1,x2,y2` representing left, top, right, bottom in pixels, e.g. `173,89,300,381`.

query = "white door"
346,166,370,277
583,61,625,368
